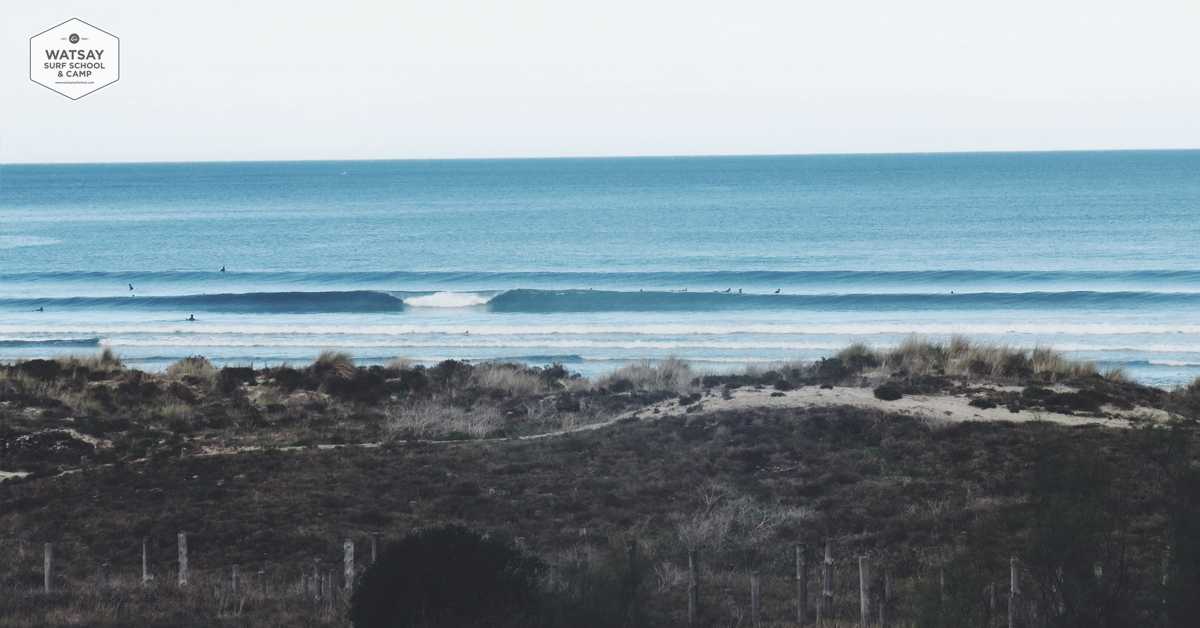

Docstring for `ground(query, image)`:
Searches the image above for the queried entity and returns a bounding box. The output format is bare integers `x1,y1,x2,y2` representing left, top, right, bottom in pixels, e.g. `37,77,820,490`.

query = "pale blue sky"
2,0,1197,163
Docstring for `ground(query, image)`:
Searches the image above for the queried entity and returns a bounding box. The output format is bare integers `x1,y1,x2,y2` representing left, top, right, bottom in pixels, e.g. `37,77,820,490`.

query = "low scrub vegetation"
2,343,1197,482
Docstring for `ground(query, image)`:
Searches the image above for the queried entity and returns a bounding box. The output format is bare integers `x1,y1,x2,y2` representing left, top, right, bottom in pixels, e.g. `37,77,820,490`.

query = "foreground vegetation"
2,340,1198,626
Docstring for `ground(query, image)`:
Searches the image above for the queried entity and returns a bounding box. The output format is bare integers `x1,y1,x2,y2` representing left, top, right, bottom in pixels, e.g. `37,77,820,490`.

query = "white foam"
401,292,494,308
1148,360,1200,366
0,235,60,249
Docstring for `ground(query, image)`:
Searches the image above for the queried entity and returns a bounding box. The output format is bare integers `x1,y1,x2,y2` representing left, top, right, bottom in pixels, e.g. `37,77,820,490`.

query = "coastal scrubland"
1,339,1198,627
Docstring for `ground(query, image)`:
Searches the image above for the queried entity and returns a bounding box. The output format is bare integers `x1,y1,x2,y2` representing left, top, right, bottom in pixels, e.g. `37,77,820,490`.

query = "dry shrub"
57,347,123,370
384,402,502,439
388,356,414,371
742,361,766,377
677,481,812,550
309,349,355,378
873,335,1098,382
166,356,215,383
470,362,548,396
836,340,882,372
157,402,194,421
884,334,947,375
597,356,694,393
1101,364,1130,383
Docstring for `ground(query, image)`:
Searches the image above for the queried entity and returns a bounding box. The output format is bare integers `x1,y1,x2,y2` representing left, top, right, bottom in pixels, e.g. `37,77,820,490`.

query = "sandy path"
1,385,1165,483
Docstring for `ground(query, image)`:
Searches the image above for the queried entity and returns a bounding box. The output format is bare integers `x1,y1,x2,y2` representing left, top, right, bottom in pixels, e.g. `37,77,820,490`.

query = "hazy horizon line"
3,147,1197,167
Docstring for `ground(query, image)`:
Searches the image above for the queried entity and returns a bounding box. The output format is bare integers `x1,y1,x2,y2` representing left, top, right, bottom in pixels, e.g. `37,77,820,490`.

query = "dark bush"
773,379,794,391
350,526,545,628
678,392,701,406
1043,391,1102,413
429,360,472,388
326,369,392,404
270,366,307,391
1023,386,1053,400
608,378,635,393
968,398,997,409
817,358,849,383
213,367,257,394
874,385,903,401
542,363,570,381
16,359,61,381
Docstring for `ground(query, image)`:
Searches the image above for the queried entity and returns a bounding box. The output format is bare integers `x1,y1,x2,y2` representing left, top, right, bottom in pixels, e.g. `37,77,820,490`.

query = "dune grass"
833,334,1101,383
596,356,694,394
309,349,356,379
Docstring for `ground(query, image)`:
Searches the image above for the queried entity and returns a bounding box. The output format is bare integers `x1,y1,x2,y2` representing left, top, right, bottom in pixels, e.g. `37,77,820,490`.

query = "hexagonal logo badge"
30,18,119,100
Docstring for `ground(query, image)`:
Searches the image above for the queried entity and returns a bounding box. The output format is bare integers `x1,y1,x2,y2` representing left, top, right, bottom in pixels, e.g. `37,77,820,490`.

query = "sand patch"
622,385,1168,427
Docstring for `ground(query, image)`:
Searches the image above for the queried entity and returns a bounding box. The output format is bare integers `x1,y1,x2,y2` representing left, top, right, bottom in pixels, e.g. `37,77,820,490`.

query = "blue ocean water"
2,152,1199,387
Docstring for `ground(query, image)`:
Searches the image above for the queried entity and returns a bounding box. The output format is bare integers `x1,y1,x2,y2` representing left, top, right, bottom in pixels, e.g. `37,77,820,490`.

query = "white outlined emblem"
30,18,120,100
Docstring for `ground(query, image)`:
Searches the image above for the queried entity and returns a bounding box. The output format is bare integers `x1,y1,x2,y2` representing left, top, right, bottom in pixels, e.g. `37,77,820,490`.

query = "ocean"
2,151,1198,387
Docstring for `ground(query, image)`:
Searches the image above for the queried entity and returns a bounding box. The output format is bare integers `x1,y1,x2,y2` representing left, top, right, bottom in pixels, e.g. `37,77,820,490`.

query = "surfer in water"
34,306,44,312
187,314,196,321
129,283,134,291
220,266,226,272
463,331,470,336
775,289,780,294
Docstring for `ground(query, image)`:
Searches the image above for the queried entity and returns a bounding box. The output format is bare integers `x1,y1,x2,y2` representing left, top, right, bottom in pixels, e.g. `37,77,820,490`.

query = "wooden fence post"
940,569,947,608
797,543,808,624
303,574,310,601
371,532,380,564
880,570,892,628
750,571,761,626
44,543,53,593
143,537,153,585
259,570,266,598
327,569,336,605
178,532,188,586
820,539,834,623
688,550,699,624
344,539,355,598
313,558,322,602
232,564,240,594
1009,557,1020,628
101,563,110,587
859,556,870,626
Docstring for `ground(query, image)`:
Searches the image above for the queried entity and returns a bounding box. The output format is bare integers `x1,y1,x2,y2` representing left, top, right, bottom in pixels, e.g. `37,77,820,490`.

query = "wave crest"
401,292,494,308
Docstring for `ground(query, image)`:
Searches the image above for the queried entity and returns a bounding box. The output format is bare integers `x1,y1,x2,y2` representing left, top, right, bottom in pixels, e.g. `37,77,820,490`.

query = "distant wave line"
6,288,1200,314
7,323,1200,336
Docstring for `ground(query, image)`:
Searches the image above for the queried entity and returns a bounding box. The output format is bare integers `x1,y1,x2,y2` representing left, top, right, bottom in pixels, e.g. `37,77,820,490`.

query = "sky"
1,0,1198,163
